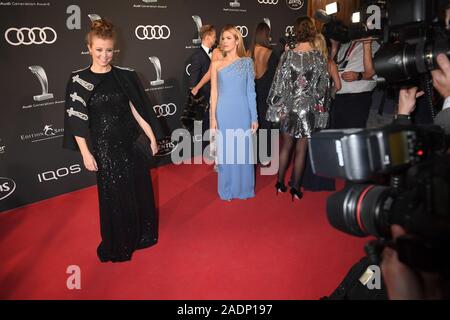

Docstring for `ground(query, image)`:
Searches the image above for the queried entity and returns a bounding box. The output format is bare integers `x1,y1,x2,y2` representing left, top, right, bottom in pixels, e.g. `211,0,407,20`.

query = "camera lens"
374,38,450,85
373,42,418,83
327,184,391,237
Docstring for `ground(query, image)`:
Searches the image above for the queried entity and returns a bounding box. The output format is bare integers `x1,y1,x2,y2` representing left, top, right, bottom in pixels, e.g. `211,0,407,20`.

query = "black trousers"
330,92,373,129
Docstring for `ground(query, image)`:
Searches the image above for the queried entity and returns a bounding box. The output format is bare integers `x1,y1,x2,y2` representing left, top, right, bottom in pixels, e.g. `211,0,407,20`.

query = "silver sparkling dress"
266,50,329,138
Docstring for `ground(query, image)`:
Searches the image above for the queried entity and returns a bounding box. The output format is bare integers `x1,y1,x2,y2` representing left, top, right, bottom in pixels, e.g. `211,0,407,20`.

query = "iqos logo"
0,178,16,201
37,165,82,183
4,27,57,46
135,25,171,40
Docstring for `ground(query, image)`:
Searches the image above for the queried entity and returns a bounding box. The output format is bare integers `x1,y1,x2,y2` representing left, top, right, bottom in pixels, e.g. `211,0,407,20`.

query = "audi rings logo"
258,0,279,4
153,103,177,118
135,25,171,40
4,27,57,46
236,26,248,38
186,64,192,76
285,26,294,34
286,0,304,10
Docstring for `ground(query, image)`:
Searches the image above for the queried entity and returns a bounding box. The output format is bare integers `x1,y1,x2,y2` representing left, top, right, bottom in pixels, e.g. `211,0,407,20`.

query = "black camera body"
309,125,445,181
374,0,450,85
284,29,297,50
321,0,386,43
309,125,450,272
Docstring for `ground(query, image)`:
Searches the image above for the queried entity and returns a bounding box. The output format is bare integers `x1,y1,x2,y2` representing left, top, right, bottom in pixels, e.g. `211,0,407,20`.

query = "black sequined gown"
88,69,158,263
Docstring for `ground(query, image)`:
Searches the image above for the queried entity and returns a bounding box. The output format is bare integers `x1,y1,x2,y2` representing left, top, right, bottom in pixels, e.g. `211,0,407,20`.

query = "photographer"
330,37,379,129
382,53,450,300
381,225,446,299
395,54,450,125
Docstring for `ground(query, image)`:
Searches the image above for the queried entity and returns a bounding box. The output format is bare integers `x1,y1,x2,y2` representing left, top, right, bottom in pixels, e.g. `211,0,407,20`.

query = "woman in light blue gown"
210,25,259,201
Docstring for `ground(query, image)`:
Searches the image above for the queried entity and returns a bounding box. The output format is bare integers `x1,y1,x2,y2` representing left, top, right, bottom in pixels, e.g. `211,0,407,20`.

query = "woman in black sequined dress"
63,19,161,262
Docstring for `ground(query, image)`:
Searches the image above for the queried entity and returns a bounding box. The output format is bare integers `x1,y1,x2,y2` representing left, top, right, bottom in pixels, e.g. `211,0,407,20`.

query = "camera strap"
337,41,358,69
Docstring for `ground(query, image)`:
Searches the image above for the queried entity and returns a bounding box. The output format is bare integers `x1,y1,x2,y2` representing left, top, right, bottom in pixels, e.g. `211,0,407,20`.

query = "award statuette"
264,18,271,30
192,15,203,45
230,0,240,7
149,56,164,86
28,66,54,102
264,17,276,45
88,14,102,22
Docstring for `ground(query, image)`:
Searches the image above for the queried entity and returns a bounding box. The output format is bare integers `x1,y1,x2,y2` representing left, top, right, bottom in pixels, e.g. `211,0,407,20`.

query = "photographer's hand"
381,225,442,300
431,54,450,99
398,87,424,116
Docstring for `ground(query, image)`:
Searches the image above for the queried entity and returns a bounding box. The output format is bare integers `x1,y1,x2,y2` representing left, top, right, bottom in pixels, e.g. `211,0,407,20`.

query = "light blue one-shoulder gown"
216,57,258,200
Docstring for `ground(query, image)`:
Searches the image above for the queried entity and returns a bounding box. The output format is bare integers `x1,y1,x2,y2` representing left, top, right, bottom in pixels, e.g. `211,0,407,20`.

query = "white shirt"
443,96,450,110
201,44,212,59
336,41,380,94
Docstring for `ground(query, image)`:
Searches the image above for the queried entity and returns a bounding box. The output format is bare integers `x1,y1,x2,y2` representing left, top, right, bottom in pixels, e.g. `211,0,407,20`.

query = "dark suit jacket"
63,65,165,151
188,47,211,100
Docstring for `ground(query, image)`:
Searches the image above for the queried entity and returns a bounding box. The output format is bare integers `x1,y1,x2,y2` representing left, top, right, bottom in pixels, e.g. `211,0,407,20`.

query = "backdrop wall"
0,0,307,212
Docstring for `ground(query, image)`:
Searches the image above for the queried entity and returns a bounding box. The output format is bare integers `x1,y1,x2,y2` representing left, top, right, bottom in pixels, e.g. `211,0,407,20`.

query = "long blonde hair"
313,33,328,58
220,24,246,58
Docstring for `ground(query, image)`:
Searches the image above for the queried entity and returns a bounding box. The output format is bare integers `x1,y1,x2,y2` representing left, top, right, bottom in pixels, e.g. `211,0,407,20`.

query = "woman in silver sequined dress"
266,16,329,201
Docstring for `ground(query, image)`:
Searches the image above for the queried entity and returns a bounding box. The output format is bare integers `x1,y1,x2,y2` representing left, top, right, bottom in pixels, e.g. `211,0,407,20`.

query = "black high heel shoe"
290,187,303,201
275,182,287,195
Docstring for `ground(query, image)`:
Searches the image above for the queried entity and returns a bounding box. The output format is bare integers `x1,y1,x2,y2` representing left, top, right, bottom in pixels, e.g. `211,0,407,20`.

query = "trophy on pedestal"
230,0,240,7
192,15,203,45
149,56,164,86
88,14,102,22
28,66,54,102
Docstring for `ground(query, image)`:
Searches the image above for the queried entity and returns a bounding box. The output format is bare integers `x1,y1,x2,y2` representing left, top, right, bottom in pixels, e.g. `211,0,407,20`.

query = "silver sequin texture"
266,50,329,138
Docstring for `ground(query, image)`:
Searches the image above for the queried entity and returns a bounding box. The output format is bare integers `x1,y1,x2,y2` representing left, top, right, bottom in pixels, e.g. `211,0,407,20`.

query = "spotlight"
352,12,361,23
325,2,339,15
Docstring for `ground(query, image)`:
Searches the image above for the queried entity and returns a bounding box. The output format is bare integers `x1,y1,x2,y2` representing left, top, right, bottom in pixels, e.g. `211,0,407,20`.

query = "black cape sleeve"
128,70,165,141
62,74,90,151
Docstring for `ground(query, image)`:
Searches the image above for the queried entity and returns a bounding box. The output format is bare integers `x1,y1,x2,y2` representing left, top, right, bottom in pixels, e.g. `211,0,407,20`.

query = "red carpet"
0,161,367,300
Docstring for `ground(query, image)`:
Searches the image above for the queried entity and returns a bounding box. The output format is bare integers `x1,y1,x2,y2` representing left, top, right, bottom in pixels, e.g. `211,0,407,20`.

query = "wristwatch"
394,114,411,120
357,72,363,81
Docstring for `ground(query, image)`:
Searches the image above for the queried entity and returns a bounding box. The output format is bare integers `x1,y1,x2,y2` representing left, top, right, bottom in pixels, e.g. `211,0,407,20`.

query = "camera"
319,0,386,44
373,0,450,85
309,125,450,273
283,28,297,50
